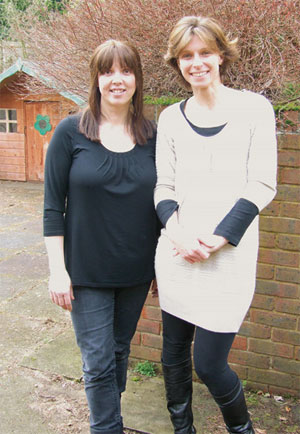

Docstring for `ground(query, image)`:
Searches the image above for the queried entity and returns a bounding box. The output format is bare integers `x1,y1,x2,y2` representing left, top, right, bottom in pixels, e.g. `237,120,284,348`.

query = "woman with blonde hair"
155,16,277,434
44,40,158,433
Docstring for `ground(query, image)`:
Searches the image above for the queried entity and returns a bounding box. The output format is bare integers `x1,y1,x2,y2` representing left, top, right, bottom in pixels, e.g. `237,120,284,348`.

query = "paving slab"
21,327,82,380
0,251,48,279
0,370,56,434
1,281,67,321
0,274,37,299
0,311,65,371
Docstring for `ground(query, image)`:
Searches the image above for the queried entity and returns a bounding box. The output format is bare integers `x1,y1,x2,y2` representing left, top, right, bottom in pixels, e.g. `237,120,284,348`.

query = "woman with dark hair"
44,39,157,434
154,16,277,434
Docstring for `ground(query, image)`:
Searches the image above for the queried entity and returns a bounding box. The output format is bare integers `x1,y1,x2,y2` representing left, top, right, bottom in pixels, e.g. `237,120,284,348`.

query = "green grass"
133,360,157,377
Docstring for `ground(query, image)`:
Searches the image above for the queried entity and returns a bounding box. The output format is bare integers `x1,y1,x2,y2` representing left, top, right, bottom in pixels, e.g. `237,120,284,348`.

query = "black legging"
162,310,239,397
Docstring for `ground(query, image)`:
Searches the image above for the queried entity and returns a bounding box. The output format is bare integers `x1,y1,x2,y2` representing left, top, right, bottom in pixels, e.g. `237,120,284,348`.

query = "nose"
112,71,122,83
192,53,203,67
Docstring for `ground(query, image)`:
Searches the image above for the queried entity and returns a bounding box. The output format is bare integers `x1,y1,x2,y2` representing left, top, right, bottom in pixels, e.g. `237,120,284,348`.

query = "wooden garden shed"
0,59,84,181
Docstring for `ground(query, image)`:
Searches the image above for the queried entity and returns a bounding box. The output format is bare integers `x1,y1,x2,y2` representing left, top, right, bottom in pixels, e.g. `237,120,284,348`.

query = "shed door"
25,101,60,181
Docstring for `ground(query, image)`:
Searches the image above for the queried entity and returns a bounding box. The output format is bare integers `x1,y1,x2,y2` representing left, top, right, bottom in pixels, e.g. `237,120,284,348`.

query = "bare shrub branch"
8,0,300,104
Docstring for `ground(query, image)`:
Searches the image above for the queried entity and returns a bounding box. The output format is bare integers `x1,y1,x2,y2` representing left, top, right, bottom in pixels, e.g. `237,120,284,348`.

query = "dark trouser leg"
193,327,254,434
71,283,150,433
71,286,122,434
113,282,150,395
162,310,197,434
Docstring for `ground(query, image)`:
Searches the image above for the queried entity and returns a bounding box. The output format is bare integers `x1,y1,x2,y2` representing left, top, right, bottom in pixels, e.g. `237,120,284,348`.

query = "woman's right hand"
171,230,210,263
165,211,210,264
48,268,74,311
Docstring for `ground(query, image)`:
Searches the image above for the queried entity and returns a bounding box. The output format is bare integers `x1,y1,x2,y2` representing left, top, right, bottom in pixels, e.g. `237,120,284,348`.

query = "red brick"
258,248,299,267
277,283,300,299
228,350,247,365
251,294,274,310
232,335,247,350
260,215,300,233
229,349,270,369
278,150,300,167
276,234,300,251
277,134,300,150
272,357,300,375
260,201,280,216
137,318,160,335
249,339,293,359
142,305,162,322
276,267,300,284
239,321,271,339
275,298,300,315
280,167,300,184
145,293,160,307
142,333,162,349
228,364,247,380
248,367,298,390
129,345,161,363
256,264,275,279
275,185,300,203
256,280,299,298
131,331,141,345
295,347,300,361
272,328,300,346
255,280,279,296
250,310,297,330
259,232,276,248
280,202,300,218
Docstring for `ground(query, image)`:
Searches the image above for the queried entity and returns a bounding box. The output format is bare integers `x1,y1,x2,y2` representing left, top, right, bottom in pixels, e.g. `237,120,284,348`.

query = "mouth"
190,71,208,77
110,88,126,94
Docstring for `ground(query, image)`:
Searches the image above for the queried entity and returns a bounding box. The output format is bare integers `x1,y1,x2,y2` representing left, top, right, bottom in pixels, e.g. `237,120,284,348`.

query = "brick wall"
131,105,300,397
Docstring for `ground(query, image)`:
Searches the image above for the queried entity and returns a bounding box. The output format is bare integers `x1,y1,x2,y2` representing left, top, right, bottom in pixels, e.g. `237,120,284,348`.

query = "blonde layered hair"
80,39,154,144
165,16,239,89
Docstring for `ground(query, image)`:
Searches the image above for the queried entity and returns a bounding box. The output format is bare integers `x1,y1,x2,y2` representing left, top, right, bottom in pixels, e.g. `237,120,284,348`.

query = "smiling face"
98,59,136,110
177,35,223,91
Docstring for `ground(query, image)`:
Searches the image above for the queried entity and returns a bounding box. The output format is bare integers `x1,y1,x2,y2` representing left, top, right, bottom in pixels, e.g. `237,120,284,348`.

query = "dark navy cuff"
156,199,179,227
214,198,259,246
43,209,65,236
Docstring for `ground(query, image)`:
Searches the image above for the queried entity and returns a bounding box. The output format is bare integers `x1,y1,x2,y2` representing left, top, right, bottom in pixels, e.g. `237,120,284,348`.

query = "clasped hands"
171,230,228,264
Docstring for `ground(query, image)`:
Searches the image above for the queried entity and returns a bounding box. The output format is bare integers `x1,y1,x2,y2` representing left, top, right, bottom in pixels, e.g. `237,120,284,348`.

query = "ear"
219,55,223,65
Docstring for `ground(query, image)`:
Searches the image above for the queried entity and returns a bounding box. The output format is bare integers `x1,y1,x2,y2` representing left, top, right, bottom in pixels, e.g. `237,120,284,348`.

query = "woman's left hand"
197,234,228,253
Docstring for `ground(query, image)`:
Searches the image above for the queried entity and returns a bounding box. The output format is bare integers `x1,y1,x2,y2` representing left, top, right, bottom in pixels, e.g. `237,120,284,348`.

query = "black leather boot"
213,380,255,434
162,358,197,434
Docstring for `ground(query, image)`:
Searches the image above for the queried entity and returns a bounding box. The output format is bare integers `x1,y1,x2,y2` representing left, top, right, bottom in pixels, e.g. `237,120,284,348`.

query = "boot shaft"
162,359,196,434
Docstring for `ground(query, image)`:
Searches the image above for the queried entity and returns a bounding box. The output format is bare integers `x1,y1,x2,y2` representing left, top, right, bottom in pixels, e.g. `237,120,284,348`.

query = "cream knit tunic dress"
154,90,277,333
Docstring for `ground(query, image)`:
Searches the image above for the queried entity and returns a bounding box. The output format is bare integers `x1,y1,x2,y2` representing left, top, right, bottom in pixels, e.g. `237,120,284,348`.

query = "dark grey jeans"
71,283,150,434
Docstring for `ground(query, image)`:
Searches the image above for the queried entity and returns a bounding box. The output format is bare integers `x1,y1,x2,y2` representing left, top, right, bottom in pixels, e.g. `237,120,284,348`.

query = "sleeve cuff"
156,199,179,227
214,198,259,246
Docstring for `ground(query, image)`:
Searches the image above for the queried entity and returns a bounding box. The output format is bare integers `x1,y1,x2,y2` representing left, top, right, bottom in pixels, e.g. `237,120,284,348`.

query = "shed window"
0,109,18,133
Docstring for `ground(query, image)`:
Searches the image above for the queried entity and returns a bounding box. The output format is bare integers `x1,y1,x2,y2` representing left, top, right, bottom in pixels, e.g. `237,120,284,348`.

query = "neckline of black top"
180,99,227,137
99,143,138,156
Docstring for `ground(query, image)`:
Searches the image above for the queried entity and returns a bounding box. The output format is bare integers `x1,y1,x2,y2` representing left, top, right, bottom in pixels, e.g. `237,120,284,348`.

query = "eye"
180,52,192,59
123,68,132,74
102,70,112,76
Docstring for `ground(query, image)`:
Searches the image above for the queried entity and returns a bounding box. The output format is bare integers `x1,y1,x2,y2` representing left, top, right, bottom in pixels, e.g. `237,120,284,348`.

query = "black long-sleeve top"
44,115,158,287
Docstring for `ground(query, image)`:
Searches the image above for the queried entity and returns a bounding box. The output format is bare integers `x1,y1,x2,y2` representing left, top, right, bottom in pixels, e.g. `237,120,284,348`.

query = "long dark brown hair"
79,39,155,144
